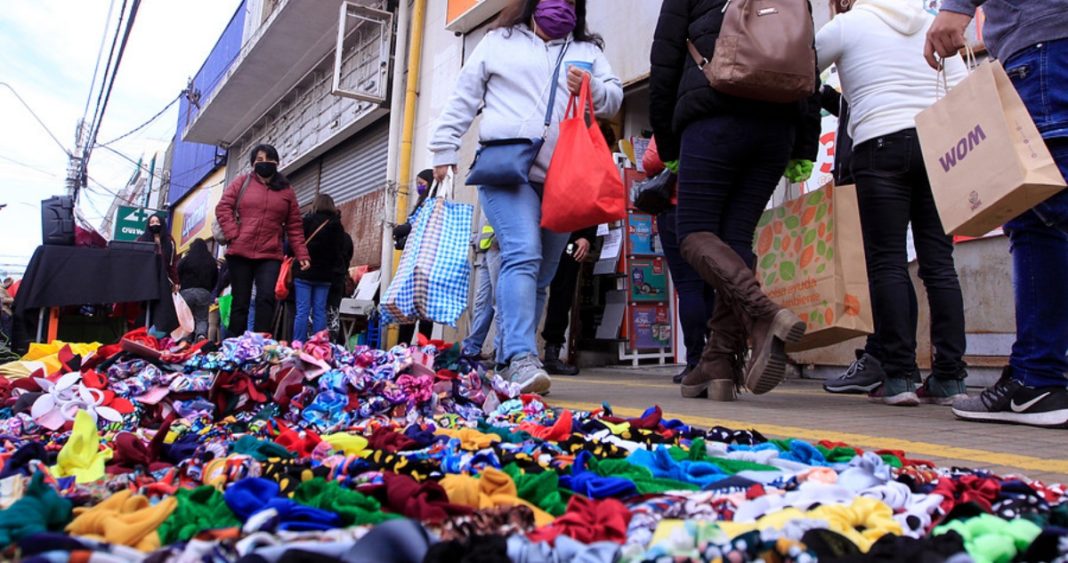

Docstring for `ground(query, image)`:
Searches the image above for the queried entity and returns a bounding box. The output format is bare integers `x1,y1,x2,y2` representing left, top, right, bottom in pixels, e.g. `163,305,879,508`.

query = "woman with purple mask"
429,0,622,394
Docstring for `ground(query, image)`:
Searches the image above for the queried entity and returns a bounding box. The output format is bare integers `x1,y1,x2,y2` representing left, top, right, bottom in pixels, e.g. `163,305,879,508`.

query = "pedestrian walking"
176,238,219,342
461,215,501,364
429,0,622,394
926,0,1068,427
649,0,821,401
215,144,310,335
817,0,970,407
540,226,595,375
292,194,347,344
394,169,436,345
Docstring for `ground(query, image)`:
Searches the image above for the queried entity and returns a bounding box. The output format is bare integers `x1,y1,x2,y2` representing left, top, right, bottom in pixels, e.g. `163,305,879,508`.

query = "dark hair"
248,143,290,190
137,212,175,259
493,0,604,50
313,194,338,216
417,169,434,186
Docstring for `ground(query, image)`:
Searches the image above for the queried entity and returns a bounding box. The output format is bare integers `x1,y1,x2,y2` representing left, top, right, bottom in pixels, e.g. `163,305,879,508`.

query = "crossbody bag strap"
233,174,253,224
306,219,331,245
541,40,572,139
686,39,710,69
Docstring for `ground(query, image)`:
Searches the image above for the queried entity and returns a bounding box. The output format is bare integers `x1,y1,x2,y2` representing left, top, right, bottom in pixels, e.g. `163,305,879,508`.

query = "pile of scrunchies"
0,330,1065,563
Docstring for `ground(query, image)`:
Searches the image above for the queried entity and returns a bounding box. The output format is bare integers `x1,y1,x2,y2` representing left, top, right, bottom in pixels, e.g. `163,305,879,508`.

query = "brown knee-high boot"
681,301,746,401
680,231,806,395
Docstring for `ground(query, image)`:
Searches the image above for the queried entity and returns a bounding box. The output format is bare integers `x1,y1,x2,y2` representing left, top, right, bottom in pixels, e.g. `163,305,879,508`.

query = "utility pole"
65,119,89,197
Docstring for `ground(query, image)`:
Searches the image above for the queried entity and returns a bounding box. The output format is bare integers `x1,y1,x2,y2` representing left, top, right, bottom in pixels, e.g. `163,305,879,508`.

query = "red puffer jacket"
215,173,310,262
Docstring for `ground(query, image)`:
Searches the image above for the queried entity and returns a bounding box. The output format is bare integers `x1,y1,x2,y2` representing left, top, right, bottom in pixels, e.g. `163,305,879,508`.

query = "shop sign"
114,206,166,242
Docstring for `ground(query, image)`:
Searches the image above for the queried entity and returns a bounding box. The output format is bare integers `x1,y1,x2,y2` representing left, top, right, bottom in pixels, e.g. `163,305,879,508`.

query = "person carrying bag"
427,0,622,395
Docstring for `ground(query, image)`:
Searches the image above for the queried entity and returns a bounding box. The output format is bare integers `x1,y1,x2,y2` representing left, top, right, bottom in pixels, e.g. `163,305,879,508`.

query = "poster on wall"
629,257,668,302
171,173,225,254
629,303,671,350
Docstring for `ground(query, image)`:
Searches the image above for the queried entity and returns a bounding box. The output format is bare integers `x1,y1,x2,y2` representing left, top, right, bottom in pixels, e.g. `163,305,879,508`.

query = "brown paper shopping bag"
916,60,1066,236
754,183,873,351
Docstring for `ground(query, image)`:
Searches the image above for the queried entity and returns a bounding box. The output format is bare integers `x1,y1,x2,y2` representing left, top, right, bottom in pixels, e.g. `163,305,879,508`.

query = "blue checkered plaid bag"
381,176,473,326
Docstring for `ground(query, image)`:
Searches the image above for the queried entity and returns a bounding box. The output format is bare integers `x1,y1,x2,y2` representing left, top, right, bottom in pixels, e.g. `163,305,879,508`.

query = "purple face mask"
533,0,576,40
416,183,429,195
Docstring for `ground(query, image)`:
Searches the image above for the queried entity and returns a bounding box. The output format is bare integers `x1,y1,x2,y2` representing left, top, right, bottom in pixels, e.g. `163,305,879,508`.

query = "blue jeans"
1004,40,1068,388
293,279,330,343
462,248,501,357
478,183,570,363
657,207,716,367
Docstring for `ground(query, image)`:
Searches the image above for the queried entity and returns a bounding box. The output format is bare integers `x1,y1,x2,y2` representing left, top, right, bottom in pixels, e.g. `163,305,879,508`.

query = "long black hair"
137,212,176,261
493,0,604,50
180,238,216,274
249,143,291,191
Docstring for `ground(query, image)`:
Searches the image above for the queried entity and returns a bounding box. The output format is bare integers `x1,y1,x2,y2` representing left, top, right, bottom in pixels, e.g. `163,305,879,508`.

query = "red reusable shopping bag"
275,257,294,301
542,75,625,233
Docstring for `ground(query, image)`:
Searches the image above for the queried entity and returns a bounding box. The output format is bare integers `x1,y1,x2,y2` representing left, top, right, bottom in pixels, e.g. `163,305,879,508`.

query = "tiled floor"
546,366,1068,484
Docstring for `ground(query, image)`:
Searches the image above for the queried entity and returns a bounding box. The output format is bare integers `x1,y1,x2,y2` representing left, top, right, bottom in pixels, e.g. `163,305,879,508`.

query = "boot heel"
771,309,807,344
708,380,737,402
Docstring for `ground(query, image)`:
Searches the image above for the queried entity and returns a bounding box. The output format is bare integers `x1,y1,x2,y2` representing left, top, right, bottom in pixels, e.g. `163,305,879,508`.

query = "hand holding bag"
542,75,626,233
466,42,570,187
381,173,474,326
274,219,330,301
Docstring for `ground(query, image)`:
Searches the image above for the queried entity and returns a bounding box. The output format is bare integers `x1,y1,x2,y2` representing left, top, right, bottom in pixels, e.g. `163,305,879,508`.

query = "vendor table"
13,245,176,342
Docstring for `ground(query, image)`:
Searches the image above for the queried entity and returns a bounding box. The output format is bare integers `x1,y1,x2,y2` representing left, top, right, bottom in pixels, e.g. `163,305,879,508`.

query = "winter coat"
293,211,347,284
649,0,821,163
177,253,219,292
215,173,310,263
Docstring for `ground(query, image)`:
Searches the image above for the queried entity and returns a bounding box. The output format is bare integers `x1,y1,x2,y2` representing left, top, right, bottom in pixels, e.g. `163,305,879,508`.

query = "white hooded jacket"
429,26,622,183
815,0,968,146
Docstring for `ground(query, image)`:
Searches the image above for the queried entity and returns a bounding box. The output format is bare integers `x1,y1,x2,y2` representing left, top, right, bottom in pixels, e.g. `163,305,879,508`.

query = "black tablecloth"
12,245,178,345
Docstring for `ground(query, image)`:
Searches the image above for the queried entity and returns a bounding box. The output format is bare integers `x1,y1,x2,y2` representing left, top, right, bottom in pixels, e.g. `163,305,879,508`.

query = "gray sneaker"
868,376,920,406
824,350,886,393
503,354,551,395
918,375,969,406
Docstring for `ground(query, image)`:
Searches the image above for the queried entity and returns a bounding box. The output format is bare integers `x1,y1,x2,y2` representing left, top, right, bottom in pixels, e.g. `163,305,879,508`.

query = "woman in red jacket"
215,144,310,335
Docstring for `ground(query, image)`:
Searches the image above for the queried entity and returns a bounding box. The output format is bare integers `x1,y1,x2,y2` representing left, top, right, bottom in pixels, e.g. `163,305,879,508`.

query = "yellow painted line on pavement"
547,399,1068,475
562,377,837,398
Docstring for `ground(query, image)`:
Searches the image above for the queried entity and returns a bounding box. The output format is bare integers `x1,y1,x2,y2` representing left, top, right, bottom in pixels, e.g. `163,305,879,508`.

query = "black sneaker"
824,350,886,393
952,369,1068,428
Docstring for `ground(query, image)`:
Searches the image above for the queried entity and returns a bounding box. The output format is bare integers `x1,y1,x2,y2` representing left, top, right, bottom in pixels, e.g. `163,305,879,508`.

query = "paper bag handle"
935,43,977,100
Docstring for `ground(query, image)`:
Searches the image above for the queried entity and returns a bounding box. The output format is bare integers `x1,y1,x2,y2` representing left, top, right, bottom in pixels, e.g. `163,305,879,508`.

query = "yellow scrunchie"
52,410,113,484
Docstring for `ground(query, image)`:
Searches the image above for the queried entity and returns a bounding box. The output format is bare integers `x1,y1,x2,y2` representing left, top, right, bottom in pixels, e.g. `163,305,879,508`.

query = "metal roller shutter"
288,161,320,207
318,119,389,204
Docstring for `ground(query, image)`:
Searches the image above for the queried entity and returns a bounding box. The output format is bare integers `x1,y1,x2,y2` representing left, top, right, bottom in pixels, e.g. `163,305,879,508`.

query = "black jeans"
541,250,582,347
228,256,281,335
852,129,966,379
676,114,796,268
658,207,716,367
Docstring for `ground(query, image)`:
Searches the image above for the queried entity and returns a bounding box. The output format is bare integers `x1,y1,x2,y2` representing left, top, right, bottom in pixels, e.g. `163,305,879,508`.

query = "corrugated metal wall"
318,119,389,203
288,160,321,207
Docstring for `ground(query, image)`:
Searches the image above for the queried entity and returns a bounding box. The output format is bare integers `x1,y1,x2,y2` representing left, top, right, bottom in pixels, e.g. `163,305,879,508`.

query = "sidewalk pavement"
546,365,1068,484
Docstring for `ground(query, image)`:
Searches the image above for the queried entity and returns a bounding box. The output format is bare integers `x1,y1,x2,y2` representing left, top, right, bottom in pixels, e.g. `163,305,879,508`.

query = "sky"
0,0,241,278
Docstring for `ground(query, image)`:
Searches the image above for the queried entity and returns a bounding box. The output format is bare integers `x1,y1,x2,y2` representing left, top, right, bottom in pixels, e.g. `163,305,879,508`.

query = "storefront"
170,168,226,255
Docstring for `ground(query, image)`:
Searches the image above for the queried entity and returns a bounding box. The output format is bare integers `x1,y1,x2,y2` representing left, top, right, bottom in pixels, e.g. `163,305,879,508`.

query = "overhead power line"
0,82,72,157
80,0,142,197
98,93,180,147
82,0,119,125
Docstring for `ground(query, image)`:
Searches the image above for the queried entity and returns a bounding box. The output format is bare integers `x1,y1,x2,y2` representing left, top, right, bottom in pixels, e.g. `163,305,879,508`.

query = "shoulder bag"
275,218,331,301
466,41,570,187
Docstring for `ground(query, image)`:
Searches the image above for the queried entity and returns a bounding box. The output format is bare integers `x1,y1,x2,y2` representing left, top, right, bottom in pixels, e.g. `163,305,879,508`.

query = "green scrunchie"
292,478,397,526
934,513,1041,563
158,486,240,544
502,463,569,517
784,159,814,183
663,160,680,173
0,472,72,546
231,435,295,462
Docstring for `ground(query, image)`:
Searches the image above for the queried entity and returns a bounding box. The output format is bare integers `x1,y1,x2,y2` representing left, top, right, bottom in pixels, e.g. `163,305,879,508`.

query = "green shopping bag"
218,294,232,330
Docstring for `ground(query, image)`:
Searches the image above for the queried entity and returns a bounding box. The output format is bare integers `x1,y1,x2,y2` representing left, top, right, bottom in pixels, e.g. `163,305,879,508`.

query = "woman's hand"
433,165,455,183
567,67,590,95
572,238,590,262
299,259,311,271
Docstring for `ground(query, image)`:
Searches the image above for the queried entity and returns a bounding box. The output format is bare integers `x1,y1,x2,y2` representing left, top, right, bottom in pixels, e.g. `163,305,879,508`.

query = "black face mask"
254,162,278,178
148,224,162,234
